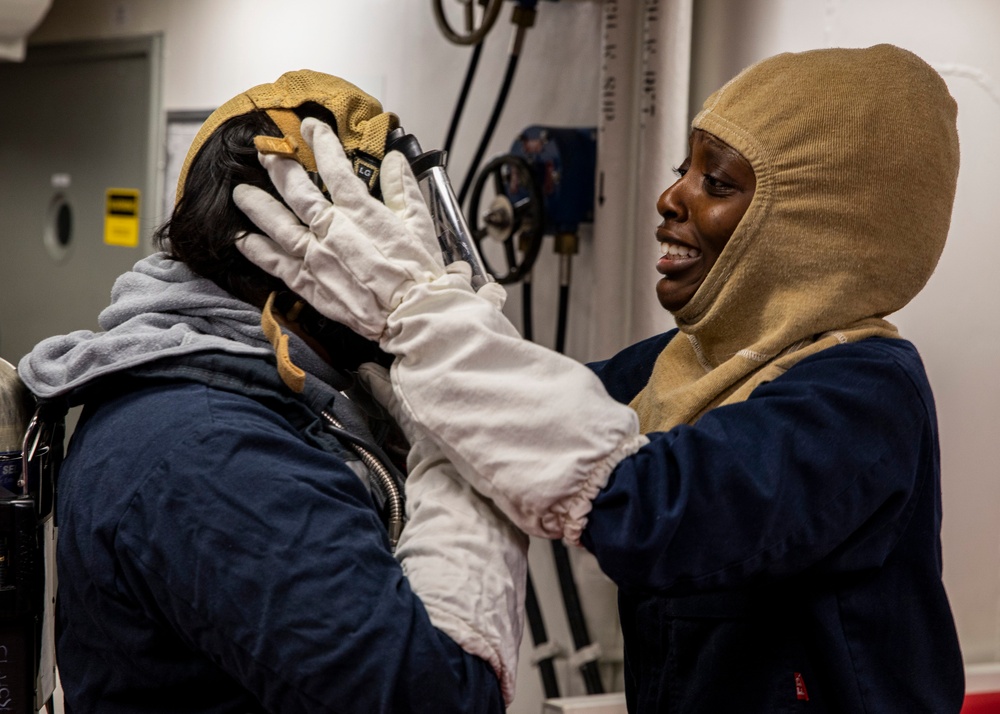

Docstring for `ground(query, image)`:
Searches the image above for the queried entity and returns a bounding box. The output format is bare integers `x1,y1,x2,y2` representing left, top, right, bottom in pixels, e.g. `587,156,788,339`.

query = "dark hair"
155,111,285,307
155,103,341,307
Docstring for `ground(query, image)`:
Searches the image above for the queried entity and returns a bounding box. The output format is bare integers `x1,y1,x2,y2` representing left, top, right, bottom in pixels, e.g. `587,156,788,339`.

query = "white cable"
529,641,562,666
567,642,603,669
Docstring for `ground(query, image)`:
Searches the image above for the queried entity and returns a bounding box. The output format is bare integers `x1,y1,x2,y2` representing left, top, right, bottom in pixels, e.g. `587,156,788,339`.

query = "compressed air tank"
0,358,31,495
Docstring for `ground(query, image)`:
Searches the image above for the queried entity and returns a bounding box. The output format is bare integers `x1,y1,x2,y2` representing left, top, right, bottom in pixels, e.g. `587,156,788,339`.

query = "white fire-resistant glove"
235,118,648,542
234,118,446,343
359,361,526,705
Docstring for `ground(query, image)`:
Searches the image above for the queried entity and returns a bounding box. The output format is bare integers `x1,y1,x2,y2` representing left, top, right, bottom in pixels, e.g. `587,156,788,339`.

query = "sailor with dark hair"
18,70,526,714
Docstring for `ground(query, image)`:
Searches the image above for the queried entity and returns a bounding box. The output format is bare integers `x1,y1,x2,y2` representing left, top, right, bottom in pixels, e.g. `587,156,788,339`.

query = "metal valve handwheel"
468,154,545,285
432,0,505,46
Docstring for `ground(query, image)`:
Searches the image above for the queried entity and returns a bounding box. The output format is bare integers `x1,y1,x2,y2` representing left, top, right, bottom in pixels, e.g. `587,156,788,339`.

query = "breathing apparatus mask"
177,70,490,372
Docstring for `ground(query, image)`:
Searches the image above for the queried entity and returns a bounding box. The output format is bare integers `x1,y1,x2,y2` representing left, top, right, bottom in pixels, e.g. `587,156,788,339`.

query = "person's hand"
233,118,446,343
359,362,527,705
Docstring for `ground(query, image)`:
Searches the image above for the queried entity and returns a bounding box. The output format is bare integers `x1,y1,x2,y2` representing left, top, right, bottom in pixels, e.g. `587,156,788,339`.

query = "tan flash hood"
175,69,399,204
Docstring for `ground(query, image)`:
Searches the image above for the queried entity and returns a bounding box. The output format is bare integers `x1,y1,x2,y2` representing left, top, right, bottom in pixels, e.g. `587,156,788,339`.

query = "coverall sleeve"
110,389,504,713
582,339,937,592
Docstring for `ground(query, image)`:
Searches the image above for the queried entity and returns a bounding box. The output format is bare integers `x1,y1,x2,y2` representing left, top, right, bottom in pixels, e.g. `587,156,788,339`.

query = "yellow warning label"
104,188,140,247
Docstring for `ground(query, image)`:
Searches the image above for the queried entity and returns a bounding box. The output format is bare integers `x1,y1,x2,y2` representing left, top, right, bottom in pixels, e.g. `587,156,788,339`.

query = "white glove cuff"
543,432,649,544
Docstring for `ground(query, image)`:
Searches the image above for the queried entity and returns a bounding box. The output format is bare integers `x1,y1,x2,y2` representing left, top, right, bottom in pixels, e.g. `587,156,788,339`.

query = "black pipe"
521,276,534,342
554,280,570,355
525,572,561,699
550,539,604,694
550,262,603,694
443,41,484,159
457,49,521,208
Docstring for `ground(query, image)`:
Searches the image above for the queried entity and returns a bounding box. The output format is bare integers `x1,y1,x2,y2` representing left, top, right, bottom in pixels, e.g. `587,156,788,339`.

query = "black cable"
521,275,534,341
525,572,561,699
550,539,605,694
444,41,484,159
554,280,570,355
457,49,521,208
549,254,603,694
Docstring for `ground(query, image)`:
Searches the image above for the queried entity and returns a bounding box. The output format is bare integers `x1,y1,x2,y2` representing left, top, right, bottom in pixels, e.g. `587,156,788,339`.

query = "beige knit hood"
630,44,960,431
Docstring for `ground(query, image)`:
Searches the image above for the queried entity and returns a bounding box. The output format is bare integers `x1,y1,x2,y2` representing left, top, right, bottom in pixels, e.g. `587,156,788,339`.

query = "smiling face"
654,129,756,312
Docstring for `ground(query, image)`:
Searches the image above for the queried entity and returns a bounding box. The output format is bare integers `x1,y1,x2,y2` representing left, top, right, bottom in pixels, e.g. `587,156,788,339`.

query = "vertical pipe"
525,572,560,699
590,0,641,362
629,0,693,343
592,0,693,355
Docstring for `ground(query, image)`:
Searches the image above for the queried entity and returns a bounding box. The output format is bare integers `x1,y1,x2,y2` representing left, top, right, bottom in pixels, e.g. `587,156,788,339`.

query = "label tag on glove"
352,151,381,194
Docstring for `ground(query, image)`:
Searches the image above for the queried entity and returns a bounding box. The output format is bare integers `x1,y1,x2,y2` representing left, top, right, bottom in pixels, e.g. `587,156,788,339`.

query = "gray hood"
18,252,272,401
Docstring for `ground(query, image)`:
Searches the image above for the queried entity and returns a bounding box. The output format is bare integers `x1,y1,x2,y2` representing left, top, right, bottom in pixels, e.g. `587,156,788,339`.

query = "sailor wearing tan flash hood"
20,70,524,713
236,44,964,712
